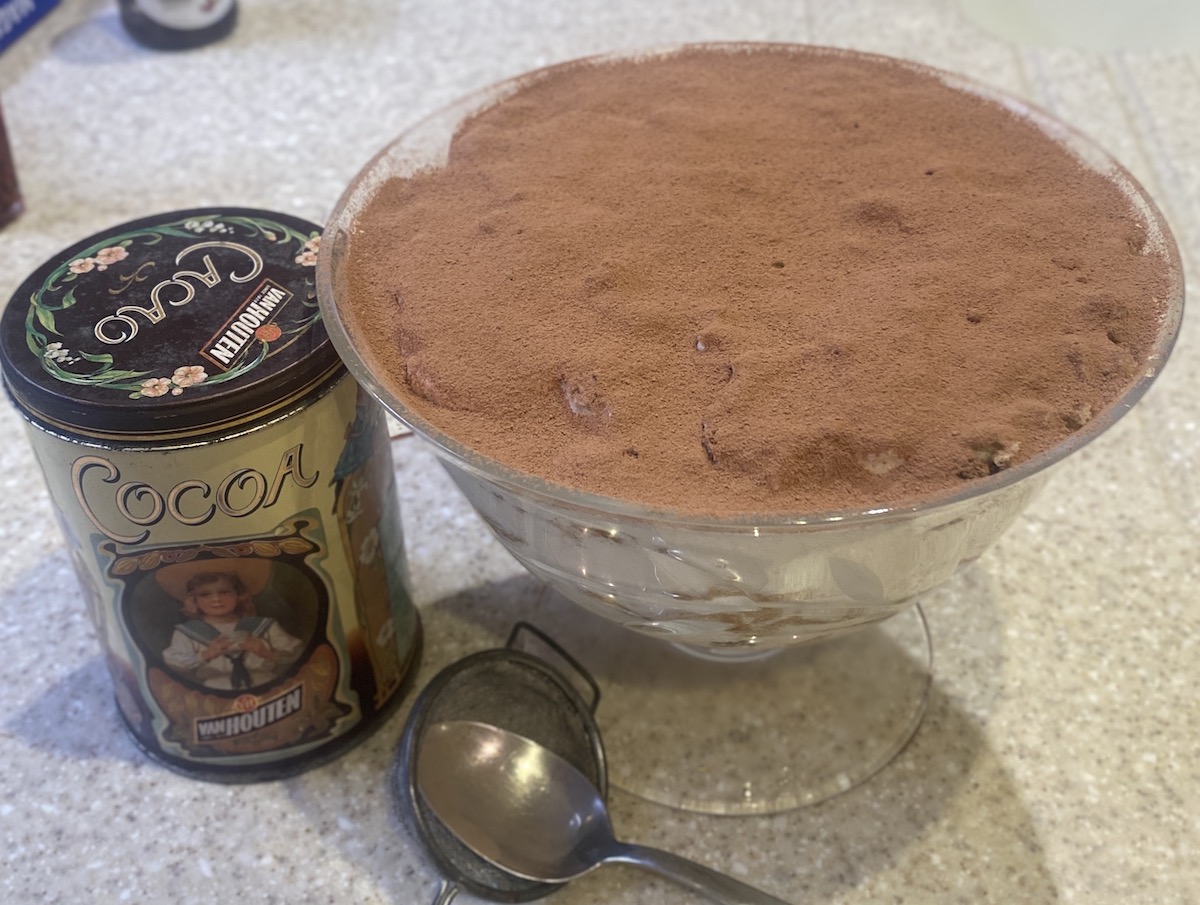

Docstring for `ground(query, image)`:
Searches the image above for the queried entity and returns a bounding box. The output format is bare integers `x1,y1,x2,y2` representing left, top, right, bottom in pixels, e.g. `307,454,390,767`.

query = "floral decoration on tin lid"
1,209,341,436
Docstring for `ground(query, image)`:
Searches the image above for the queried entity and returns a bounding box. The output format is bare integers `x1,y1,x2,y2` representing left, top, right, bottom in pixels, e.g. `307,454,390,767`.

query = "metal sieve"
393,622,607,903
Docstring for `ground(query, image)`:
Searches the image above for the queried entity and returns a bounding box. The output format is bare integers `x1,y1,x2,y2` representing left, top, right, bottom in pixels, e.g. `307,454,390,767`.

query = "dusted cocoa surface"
344,45,1173,515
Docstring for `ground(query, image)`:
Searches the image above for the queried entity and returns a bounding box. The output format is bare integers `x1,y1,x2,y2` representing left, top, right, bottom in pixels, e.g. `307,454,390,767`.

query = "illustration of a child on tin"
159,559,304,691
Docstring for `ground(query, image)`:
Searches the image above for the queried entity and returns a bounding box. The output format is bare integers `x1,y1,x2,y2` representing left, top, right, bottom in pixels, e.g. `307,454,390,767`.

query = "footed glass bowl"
316,44,1183,811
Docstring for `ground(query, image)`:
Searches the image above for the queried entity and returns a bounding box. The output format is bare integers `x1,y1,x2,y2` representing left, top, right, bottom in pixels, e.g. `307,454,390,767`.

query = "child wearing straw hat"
159,559,304,691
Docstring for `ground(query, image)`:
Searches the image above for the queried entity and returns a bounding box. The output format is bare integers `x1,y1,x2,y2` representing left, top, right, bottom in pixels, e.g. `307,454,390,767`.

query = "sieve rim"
393,630,608,902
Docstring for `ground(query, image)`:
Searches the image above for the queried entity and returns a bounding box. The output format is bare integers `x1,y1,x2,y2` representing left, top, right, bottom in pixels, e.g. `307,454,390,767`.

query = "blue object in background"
0,0,59,55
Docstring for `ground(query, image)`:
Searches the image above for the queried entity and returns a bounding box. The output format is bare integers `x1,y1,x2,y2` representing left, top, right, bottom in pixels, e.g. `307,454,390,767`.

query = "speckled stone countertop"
1,1,1197,903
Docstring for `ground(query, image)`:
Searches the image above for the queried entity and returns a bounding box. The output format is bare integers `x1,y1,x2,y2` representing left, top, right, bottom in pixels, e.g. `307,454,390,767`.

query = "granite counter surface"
1,1,1197,903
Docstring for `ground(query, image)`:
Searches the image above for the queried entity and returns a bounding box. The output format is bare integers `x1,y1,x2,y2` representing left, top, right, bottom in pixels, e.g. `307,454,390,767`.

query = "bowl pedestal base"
526,588,933,815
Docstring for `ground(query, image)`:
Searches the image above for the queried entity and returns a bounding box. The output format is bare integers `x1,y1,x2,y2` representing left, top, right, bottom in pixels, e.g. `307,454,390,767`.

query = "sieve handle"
609,843,794,905
506,621,601,713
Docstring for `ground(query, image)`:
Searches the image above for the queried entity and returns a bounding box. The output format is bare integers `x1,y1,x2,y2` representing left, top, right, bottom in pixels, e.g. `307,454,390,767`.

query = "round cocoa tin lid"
1,208,340,437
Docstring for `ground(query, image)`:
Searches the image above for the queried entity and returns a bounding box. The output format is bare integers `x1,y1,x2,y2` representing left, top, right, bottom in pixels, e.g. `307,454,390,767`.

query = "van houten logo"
195,685,304,742
201,278,293,372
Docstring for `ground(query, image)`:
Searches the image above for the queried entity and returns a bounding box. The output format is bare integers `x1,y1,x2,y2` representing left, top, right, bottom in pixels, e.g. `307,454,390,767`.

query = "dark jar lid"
1,208,342,439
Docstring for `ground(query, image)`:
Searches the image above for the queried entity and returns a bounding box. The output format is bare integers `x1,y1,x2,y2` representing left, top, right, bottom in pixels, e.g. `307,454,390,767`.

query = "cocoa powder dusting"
344,46,1174,515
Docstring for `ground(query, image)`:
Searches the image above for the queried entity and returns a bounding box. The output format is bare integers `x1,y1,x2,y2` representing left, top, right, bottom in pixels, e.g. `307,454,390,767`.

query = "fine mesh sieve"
394,622,607,903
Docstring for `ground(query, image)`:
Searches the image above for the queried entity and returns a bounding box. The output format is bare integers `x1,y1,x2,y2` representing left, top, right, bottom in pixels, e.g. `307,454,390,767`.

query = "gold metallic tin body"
2,210,420,780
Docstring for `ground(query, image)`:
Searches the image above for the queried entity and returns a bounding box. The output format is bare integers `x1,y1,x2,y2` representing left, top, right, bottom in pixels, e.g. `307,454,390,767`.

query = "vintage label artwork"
113,525,345,757
45,372,417,776
1,209,419,779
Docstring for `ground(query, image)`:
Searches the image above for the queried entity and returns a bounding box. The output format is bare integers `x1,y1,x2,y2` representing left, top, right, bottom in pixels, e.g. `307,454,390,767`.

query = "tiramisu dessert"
342,45,1176,515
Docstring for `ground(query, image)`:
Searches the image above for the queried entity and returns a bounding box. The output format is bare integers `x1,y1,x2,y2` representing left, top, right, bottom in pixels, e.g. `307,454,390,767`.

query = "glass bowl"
316,44,1183,811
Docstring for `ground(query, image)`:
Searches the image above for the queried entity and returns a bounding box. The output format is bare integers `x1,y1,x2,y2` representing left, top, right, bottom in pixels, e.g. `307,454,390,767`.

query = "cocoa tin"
0,208,420,781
